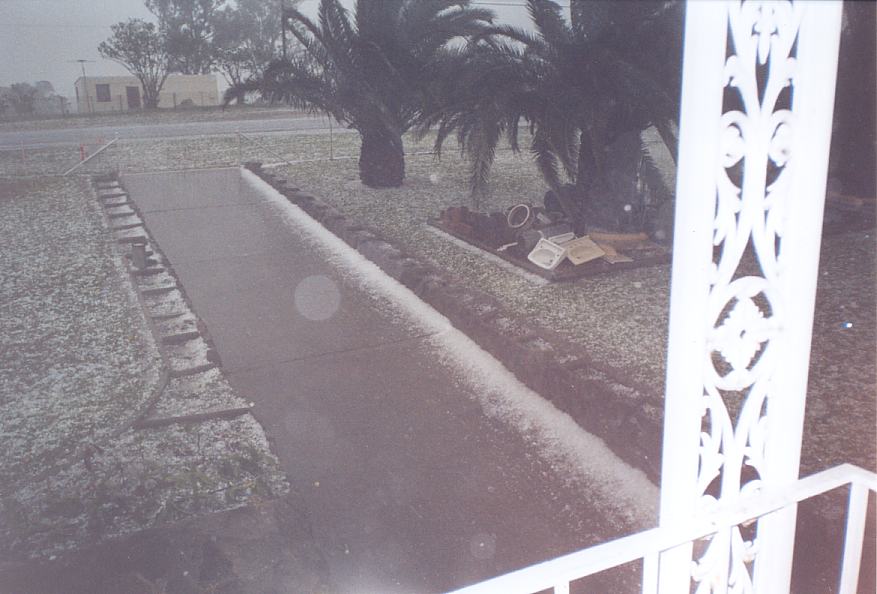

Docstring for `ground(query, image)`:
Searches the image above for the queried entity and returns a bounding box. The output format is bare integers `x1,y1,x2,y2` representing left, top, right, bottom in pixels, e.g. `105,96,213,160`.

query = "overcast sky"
0,0,152,94
0,0,559,97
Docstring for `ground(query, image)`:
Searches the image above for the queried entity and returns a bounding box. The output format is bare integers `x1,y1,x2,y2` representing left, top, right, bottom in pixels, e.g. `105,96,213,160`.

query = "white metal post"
838,482,870,594
657,2,728,591
658,2,844,593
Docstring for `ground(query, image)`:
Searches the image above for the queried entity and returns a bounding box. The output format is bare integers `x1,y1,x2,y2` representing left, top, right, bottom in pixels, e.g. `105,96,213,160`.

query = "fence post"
329,116,334,161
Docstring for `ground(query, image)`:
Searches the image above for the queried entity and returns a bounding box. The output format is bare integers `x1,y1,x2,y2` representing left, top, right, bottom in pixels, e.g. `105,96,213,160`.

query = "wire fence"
0,113,332,177
0,113,516,179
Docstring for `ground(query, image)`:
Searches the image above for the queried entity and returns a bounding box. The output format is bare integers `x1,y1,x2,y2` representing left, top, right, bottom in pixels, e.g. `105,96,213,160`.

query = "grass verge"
0,175,286,561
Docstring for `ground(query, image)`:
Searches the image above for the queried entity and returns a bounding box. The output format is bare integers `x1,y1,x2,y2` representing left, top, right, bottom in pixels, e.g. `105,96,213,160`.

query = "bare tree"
213,0,288,93
145,0,224,75
8,83,38,115
99,19,170,108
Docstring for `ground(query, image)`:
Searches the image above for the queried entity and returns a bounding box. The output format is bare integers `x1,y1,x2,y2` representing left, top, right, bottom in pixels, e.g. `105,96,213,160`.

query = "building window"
95,84,111,102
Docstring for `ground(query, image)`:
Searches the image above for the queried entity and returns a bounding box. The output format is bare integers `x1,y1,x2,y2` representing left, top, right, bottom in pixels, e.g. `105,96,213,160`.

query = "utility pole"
70,59,95,114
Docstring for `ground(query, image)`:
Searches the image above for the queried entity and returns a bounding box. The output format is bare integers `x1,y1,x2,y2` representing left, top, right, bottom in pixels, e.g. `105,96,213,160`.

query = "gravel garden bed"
275,146,674,394
266,137,875,482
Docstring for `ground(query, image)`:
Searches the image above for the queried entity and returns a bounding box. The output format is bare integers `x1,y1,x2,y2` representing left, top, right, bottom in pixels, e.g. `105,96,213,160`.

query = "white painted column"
658,2,843,592
657,2,728,591
752,3,843,592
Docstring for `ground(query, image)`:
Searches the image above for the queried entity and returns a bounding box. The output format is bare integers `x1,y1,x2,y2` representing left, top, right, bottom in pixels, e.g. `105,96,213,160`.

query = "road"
122,167,657,593
0,116,348,149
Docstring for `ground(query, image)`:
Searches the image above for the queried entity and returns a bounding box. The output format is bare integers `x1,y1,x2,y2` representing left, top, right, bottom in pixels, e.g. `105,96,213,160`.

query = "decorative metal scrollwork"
692,1,804,590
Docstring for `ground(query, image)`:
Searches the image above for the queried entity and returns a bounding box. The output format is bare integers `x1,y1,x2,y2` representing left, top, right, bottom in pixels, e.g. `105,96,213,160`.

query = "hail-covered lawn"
0,176,286,560
0,127,360,177
0,120,871,496
0,176,161,492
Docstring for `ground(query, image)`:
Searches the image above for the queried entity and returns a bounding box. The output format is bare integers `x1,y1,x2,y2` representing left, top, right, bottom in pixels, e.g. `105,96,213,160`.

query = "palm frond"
318,0,356,71
479,24,542,49
527,0,572,48
637,137,673,204
223,78,261,106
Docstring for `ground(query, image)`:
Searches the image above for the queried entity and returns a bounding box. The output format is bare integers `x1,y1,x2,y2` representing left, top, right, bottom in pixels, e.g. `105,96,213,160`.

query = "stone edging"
244,162,666,483
92,173,253,428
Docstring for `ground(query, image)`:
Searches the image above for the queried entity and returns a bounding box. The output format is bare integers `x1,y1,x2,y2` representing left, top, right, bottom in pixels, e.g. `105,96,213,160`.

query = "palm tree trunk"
574,127,602,198
359,127,405,188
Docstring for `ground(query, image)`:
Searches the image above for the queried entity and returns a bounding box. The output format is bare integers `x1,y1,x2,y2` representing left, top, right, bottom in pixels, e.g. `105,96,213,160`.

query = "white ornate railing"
450,465,876,594
452,1,872,593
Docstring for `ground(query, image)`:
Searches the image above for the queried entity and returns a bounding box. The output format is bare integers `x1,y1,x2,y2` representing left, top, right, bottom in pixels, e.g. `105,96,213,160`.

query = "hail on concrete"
241,168,659,524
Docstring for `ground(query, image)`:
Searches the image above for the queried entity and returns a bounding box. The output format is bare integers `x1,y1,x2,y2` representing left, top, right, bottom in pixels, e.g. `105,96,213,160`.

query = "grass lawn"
0,176,162,496
0,175,286,561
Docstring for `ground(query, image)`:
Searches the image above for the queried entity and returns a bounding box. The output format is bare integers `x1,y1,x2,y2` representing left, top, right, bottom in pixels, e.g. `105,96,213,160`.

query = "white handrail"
450,464,877,594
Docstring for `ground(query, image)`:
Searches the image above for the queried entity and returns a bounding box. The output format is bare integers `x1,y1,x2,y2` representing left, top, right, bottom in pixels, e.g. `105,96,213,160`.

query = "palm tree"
419,0,681,227
231,0,493,188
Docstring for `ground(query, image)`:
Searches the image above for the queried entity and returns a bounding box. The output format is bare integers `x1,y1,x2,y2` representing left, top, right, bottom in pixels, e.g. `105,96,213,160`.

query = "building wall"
74,74,219,114
75,76,139,114
158,75,219,109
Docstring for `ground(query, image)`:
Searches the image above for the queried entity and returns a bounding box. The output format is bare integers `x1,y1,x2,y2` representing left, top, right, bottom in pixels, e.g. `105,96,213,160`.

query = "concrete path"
122,168,656,593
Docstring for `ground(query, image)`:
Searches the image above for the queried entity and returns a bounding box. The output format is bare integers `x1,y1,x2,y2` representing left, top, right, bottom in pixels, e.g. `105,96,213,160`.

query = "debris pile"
435,190,670,280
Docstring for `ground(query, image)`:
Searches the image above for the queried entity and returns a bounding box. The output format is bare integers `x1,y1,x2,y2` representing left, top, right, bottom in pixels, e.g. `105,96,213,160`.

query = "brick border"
245,162,666,483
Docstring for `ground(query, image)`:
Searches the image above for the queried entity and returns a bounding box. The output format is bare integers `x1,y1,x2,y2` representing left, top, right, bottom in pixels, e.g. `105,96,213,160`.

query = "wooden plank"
134,406,253,429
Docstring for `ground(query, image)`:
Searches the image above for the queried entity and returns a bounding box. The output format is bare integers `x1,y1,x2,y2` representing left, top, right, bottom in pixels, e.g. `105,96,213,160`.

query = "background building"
74,74,219,114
